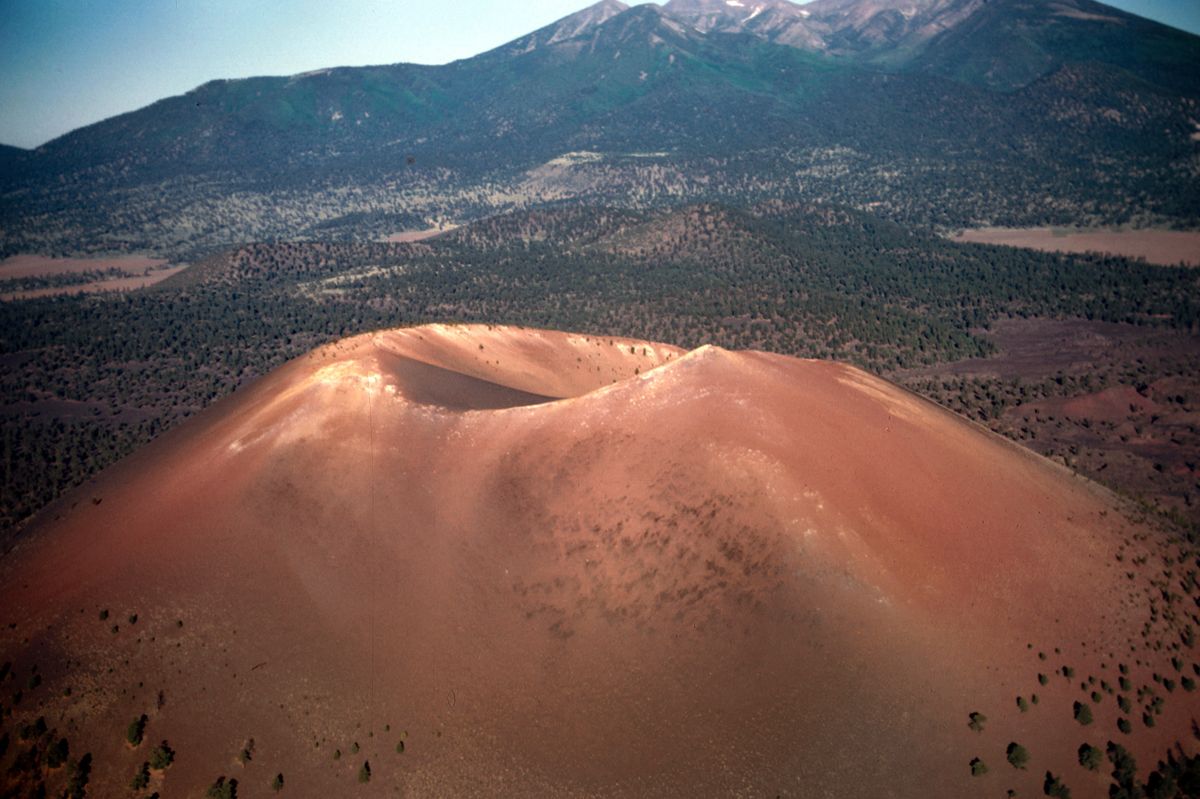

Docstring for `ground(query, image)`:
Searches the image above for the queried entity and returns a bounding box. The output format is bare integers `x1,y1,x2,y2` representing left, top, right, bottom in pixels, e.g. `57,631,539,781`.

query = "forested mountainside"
2,0,1197,257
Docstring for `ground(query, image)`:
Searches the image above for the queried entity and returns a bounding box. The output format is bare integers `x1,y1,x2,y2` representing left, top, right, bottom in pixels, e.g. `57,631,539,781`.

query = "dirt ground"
383,227,455,243
0,254,169,278
0,254,183,300
1,267,188,300
952,228,1200,266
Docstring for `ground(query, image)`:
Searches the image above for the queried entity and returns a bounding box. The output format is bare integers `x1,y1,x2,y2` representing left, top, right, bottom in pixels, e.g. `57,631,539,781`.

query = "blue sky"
1,0,1197,149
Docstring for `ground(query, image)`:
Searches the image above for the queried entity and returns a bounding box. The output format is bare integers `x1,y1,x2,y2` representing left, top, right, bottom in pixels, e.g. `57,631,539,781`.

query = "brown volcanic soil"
0,267,189,301
382,227,454,243
952,228,1200,267
0,255,168,280
0,324,1197,797
0,254,182,300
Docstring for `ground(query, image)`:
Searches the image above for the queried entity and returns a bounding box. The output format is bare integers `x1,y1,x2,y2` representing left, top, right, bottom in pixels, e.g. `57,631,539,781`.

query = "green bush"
272,773,284,792
1117,717,1132,734
1017,696,1029,712
1073,702,1092,725
1006,742,1029,770
970,758,988,776
206,776,237,799
1044,771,1071,798
1078,743,1103,771
46,737,69,769
149,741,174,770
1107,742,1139,795
358,761,371,783
19,717,47,740
126,714,147,746
131,762,150,790
968,712,987,732
64,754,93,799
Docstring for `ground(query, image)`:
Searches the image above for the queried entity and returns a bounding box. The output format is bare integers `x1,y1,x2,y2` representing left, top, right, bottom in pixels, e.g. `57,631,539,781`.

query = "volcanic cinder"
1,324,1196,797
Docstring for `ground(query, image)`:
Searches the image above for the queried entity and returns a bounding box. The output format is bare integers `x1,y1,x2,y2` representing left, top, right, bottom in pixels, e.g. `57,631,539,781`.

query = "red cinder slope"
0,324,1195,797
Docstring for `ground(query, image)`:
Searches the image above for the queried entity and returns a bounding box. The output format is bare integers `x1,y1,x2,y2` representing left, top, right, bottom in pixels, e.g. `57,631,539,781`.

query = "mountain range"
0,0,1197,257
664,0,1200,90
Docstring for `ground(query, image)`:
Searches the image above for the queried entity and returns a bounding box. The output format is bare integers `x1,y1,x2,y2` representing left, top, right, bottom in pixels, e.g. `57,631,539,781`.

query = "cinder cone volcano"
1,324,1195,797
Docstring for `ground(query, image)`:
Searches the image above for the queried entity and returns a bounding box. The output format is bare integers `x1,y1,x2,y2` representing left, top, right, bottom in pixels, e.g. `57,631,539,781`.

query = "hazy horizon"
1,0,1198,150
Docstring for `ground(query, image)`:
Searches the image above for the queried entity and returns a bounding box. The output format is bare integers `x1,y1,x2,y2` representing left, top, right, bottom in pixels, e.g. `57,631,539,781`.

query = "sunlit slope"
1,324,1195,797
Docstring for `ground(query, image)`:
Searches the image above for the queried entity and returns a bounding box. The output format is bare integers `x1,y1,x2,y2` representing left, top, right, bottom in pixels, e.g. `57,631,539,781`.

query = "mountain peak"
663,0,826,48
665,0,801,11
494,0,631,55
661,0,996,57
561,3,703,51
664,0,813,27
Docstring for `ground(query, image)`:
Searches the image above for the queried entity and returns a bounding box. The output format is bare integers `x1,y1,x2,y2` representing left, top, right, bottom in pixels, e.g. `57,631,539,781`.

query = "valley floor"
951,228,1200,267
0,254,183,300
897,317,1200,530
